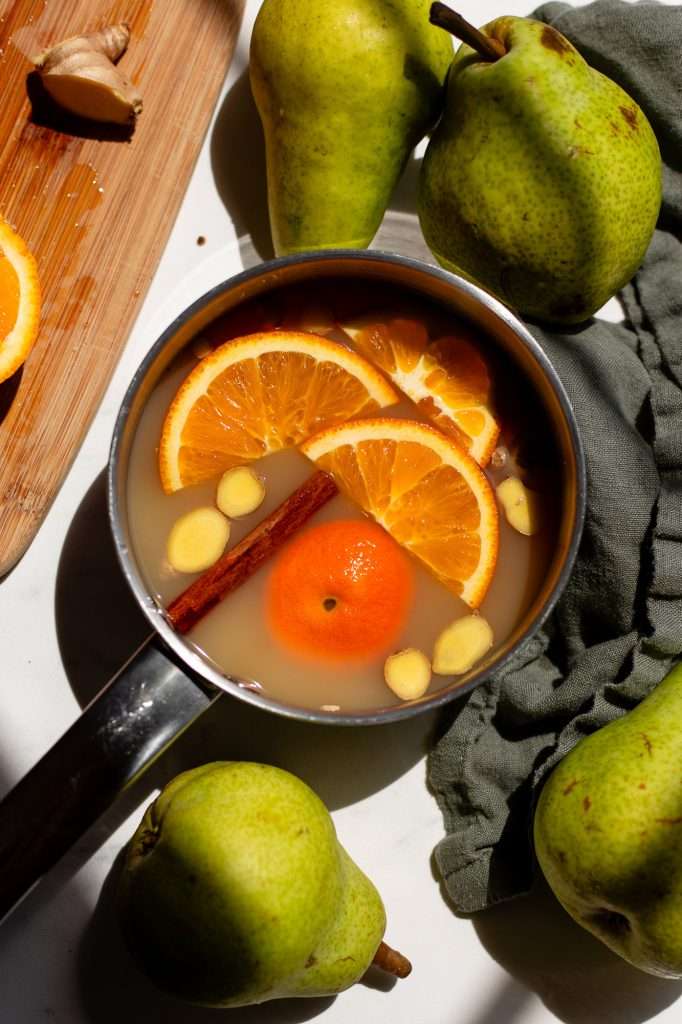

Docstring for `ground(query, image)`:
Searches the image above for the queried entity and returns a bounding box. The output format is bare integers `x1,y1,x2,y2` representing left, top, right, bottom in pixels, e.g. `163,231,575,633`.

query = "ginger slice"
384,648,432,700
432,615,493,676
167,507,230,574
496,476,542,536
33,23,143,125
216,467,266,518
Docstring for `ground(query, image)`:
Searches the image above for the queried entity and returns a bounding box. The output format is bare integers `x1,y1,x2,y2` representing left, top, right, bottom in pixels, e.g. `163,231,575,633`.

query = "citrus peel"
342,317,500,465
300,418,499,607
159,331,398,493
0,219,41,385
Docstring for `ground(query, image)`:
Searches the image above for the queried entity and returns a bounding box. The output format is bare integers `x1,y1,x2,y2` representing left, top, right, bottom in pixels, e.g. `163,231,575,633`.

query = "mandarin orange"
301,418,499,607
266,519,414,663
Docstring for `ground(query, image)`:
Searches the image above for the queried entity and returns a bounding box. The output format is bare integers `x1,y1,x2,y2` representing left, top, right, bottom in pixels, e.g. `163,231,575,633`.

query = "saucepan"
0,250,586,923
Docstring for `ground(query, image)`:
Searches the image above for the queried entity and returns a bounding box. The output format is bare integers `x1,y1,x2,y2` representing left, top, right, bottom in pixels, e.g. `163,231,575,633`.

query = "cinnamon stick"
372,941,413,979
167,471,338,634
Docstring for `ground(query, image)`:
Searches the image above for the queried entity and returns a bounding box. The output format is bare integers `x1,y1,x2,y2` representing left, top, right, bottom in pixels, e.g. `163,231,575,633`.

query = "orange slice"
342,318,500,465
301,418,499,608
159,331,398,493
0,218,40,384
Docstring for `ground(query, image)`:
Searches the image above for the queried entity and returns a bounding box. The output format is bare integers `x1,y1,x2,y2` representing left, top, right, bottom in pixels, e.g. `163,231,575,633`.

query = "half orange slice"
0,218,41,384
342,318,500,465
301,418,499,607
159,331,398,493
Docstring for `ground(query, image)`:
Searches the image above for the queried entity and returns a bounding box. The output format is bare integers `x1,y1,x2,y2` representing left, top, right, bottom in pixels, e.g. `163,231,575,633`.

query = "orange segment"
159,331,399,493
301,418,499,608
342,318,500,465
267,519,414,663
0,218,41,384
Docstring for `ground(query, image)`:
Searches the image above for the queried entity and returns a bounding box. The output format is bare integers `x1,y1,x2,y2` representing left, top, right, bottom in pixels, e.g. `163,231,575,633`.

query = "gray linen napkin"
428,0,682,914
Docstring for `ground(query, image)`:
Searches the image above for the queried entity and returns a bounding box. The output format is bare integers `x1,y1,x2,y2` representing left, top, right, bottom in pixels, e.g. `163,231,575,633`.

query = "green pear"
250,0,452,255
534,664,682,978
117,762,389,1006
418,12,662,324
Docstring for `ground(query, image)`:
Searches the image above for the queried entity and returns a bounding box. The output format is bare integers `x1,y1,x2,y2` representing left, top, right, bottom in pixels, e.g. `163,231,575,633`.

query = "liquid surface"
126,281,559,712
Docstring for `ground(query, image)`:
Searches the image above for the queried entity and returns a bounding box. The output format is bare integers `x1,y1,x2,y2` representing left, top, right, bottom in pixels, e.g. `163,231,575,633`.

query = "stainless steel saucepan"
0,250,586,922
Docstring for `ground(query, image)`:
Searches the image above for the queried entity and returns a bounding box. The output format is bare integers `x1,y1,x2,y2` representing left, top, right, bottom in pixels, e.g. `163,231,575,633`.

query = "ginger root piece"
167,507,230,574
432,615,493,676
384,648,431,701
496,476,542,536
216,466,266,518
33,23,143,125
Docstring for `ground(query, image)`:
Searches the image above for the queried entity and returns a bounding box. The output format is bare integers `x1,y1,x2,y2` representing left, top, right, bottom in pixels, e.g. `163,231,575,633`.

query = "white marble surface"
1,1,681,1022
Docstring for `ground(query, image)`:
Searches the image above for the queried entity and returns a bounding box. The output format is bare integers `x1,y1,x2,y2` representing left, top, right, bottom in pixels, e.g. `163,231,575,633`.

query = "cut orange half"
301,418,499,607
342,318,500,465
159,331,399,493
0,218,41,384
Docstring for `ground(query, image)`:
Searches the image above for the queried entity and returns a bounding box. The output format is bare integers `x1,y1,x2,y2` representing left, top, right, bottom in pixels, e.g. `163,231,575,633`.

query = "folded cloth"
428,0,682,914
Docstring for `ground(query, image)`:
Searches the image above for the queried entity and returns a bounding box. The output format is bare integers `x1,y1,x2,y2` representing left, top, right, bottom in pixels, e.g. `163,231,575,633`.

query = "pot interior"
110,252,585,725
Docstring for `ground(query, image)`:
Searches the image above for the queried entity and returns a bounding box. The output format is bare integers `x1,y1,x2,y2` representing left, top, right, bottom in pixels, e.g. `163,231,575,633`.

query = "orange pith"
158,331,399,493
342,317,500,465
0,218,41,384
266,519,414,662
301,419,499,608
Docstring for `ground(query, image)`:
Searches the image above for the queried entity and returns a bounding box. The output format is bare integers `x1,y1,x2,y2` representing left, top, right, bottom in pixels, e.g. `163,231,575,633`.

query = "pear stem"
372,941,412,979
429,2,506,61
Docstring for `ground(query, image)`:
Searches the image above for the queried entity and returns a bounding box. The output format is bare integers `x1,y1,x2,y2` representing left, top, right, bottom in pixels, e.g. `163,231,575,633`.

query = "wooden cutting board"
0,0,246,576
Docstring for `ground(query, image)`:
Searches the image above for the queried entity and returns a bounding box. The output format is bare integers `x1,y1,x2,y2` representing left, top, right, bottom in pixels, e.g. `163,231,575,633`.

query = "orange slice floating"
159,331,399,493
301,418,499,608
0,218,41,384
342,318,500,466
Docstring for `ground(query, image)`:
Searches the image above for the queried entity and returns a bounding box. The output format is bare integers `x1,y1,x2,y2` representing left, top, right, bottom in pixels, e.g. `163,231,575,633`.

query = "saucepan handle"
0,636,221,923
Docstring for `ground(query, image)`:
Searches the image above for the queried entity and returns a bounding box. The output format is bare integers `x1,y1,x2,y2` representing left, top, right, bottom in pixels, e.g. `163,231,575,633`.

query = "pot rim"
108,248,586,726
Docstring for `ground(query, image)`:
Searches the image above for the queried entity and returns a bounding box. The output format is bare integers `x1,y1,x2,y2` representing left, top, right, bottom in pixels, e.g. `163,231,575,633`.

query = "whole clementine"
266,518,414,663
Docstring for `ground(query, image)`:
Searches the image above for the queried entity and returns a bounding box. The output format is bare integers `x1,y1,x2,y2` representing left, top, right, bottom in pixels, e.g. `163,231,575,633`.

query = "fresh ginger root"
432,615,493,676
384,648,431,701
33,23,143,125
216,467,266,519
496,476,542,536
167,508,230,574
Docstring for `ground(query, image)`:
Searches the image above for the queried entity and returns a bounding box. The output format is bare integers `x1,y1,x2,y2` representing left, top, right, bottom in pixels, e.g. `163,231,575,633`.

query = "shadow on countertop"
472,874,682,1024
210,68,274,262
0,367,23,430
207,66,424,266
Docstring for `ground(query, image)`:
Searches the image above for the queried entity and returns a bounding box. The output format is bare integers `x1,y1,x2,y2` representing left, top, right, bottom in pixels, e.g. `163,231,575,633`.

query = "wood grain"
0,0,246,575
